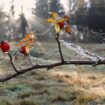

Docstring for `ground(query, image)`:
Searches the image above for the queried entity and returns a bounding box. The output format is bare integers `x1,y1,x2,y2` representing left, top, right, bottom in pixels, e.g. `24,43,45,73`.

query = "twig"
55,33,65,62
26,54,33,66
0,59,105,82
92,59,102,67
7,53,19,73
1,30,105,82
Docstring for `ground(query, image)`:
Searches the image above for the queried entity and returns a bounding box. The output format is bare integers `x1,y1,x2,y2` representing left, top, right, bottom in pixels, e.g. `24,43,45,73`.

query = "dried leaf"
54,24,60,33
50,12,58,19
47,18,57,23
17,33,34,47
58,18,65,23
25,45,30,54
65,26,72,34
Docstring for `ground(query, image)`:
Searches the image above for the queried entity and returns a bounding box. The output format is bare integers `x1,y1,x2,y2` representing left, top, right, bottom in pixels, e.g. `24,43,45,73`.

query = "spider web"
32,24,105,63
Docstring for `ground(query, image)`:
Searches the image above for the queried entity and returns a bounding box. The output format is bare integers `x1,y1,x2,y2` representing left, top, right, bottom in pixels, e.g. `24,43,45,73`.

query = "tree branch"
1,31,105,82
0,59,105,82
55,33,64,62
8,53,19,73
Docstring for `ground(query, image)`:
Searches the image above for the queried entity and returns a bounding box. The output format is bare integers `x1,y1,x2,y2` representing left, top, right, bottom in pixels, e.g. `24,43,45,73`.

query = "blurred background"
0,2,105,105
0,0,105,43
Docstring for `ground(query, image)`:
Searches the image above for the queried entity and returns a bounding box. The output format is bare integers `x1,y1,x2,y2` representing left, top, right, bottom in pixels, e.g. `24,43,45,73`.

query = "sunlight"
1,0,36,19
60,0,69,13
1,0,70,19
84,0,91,8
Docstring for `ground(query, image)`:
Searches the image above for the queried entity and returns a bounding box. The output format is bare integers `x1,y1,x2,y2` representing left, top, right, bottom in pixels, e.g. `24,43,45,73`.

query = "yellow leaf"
54,24,60,33
47,18,57,23
50,12,58,19
58,18,65,23
25,45,30,54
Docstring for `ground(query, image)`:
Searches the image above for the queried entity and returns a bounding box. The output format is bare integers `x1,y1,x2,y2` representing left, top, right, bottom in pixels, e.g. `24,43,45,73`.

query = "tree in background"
87,0,105,32
9,0,15,39
49,0,64,16
0,7,10,40
33,0,64,19
75,0,105,33
20,13,28,38
33,0,48,19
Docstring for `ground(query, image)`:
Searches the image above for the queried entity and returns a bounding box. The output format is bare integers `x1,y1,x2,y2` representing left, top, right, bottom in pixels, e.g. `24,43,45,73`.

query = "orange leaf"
17,33,35,47
65,26,72,34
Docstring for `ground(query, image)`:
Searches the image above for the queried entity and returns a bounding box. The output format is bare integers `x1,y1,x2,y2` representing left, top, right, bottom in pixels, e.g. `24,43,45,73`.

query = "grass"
15,99,40,105
74,92,99,105
0,79,101,105
0,41,105,105
0,99,12,105
0,67,104,105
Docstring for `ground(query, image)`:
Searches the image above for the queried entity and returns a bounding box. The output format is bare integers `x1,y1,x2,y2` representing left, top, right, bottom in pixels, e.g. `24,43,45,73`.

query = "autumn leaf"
54,24,60,33
65,26,72,34
50,12,58,19
17,33,34,47
58,18,65,23
25,45,30,54
47,18,57,23
47,12,71,34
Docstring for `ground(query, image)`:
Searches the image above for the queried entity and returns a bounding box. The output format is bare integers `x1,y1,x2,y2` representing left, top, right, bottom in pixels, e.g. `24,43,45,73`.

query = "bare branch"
7,53,19,73
55,33,64,62
0,59,105,82
1,31,105,82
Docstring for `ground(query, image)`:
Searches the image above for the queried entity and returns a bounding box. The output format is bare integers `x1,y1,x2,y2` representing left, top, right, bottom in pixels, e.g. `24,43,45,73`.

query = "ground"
0,39,105,105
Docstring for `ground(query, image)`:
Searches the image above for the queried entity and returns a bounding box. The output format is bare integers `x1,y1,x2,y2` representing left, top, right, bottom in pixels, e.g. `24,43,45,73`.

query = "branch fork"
0,33,105,82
